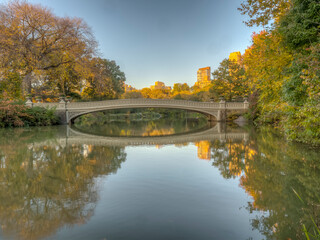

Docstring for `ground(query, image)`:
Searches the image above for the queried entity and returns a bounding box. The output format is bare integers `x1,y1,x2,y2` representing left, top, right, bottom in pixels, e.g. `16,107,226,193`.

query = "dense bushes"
283,104,320,146
238,0,320,145
0,101,58,127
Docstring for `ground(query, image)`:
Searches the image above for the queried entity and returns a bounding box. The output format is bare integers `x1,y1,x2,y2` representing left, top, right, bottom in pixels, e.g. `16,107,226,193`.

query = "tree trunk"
22,72,33,95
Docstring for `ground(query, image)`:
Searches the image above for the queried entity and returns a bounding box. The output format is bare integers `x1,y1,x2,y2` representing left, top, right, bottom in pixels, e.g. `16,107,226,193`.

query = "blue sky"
2,0,262,89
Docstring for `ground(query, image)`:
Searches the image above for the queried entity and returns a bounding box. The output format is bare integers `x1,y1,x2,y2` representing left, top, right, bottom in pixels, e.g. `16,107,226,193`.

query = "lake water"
0,118,319,240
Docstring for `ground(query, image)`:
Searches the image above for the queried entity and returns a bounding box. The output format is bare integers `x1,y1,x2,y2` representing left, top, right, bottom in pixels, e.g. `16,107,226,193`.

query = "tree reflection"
0,127,126,240
74,109,209,137
207,127,320,240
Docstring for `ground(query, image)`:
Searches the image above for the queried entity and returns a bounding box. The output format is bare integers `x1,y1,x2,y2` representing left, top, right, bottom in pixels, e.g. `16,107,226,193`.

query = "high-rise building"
195,67,211,88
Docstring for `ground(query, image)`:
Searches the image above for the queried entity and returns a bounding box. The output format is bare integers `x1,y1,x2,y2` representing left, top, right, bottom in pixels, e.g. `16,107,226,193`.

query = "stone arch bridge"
27,98,249,125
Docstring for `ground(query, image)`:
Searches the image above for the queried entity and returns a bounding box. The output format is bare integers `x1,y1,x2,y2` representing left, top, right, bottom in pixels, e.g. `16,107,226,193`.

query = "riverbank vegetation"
0,100,58,127
239,0,320,145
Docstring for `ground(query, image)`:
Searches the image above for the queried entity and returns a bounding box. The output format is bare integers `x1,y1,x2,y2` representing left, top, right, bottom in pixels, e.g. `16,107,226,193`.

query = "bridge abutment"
217,110,226,122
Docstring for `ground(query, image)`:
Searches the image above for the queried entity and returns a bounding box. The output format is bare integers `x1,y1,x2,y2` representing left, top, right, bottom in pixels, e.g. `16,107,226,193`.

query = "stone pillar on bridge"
217,98,226,122
58,97,68,125
244,98,249,109
58,97,66,109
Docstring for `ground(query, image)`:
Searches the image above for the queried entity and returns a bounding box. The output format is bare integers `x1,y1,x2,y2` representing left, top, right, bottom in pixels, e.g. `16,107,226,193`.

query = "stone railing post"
218,97,226,122
219,97,226,109
58,97,69,125
26,97,33,107
58,97,66,110
243,97,249,109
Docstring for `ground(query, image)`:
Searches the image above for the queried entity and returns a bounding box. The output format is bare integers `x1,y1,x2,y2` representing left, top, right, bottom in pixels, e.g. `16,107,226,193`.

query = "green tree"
238,0,291,27
279,0,320,49
211,58,248,101
278,0,320,144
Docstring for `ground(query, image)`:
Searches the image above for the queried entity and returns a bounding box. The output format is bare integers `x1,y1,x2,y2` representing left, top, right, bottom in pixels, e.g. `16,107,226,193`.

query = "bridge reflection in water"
49,123,249,147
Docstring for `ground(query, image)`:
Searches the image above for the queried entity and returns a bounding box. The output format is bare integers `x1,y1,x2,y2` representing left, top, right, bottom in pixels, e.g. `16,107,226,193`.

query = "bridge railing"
32,102,59,108
65,99,221,109
225,102,248,109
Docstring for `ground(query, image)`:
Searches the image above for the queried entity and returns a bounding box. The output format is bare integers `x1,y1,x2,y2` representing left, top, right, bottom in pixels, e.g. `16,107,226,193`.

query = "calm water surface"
0,119,319,240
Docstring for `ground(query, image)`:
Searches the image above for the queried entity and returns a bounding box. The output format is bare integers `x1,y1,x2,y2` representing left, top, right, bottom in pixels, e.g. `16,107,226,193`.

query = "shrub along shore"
0,100,58,128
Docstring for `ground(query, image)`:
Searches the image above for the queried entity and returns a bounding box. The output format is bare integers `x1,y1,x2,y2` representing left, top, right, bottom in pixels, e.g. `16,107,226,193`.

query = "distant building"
195,67,211,88
150,81,171,90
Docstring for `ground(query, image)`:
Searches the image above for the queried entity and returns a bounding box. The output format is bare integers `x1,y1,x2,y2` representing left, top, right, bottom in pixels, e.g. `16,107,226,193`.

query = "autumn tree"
0,0,97,96
243,31,293,121
81,58,126,100
173,83,190,93
138,88,151,98
148,89,171,99
122,90,143,99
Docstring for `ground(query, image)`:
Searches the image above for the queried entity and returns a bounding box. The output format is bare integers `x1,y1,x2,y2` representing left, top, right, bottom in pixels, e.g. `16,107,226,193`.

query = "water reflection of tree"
75,113,209,137
210,139,249,179
208,127,320,240
0,128,126,240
